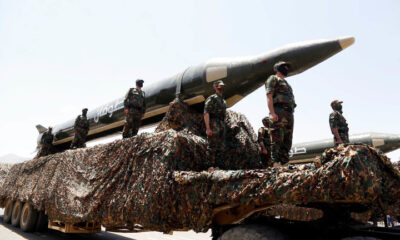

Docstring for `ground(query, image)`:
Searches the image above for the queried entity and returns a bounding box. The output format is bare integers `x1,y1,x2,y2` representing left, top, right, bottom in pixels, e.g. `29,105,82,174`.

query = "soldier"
204,80,226,166
329,100,349,146
265,61,296,166
36,127,54,158
122,79,146,138
70,108,90,149
258,116,271,167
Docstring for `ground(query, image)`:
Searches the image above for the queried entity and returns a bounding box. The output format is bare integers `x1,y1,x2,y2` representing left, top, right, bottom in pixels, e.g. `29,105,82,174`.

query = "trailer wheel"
218,224,288,240
20,202,38,232
3,199,14,223
35,210,48,232
11,201,23,227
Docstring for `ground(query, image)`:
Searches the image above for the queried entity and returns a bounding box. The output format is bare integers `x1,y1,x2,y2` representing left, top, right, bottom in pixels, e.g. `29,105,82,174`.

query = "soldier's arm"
124,89,131,114
142,92,146,115
74,116,79,130
330,114,343,144
204,113,212,137
204,97,213,137
265,76,278,122
332,128,343,144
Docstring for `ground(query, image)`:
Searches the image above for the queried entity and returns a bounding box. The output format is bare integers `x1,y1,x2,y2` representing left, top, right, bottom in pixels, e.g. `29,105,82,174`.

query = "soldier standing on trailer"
122,79,146,138
258,116,271,167
329,100,349,146
36,127,54,158
204,80,227,166
265,61,296,167
70,108,90,149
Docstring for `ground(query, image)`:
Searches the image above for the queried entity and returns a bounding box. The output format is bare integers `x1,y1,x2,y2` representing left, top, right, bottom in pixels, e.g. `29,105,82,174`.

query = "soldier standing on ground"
258,116,271,167
122,79,146,138
265,61,296,167
329,100,349,146
36,127,54,158
70,108,90,149
204,80,226,166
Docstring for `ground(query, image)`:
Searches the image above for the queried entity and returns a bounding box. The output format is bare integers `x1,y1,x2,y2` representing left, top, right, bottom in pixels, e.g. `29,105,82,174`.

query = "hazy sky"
0,0,399,160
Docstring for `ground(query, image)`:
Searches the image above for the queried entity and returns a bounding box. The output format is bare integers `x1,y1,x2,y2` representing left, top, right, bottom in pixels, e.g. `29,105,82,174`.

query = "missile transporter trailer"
1,100,400,240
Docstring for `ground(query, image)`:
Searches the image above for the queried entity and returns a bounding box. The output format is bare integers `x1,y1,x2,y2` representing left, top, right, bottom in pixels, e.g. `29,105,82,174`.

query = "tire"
11,201,23,227
218,224,288,240
20,202,38,232
35,210,48,232
3,200,14,223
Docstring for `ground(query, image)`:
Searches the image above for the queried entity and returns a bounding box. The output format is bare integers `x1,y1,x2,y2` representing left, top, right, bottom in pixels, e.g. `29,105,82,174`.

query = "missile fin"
36,124,48,134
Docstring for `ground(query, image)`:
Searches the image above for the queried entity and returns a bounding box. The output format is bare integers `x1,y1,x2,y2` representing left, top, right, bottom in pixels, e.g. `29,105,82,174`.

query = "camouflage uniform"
122,88,146,138
265,74,296,164
258,126,271,167
36,131,54,158
204,93,226,165
70,114,89,149
329,110,349,146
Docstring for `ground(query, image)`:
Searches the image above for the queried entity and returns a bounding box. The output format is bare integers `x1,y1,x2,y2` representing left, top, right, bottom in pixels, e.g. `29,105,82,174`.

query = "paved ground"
0,209,211,240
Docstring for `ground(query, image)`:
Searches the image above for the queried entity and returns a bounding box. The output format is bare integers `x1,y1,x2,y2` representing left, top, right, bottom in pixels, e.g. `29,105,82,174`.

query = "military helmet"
136,79,144,84
330,100,343,107
273,61,290,72
262,116,269,123
213,80,225,87
82,108,88,112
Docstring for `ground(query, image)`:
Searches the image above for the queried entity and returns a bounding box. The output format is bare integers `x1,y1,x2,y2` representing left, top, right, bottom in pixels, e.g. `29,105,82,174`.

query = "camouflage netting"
155,99,262,169
0,99,400,233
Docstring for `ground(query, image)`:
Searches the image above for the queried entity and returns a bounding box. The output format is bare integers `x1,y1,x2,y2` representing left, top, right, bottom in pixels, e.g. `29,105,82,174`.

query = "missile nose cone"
339,36,355,50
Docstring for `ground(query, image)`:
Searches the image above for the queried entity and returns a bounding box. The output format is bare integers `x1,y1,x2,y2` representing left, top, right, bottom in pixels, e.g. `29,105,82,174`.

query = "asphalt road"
0,209,211,240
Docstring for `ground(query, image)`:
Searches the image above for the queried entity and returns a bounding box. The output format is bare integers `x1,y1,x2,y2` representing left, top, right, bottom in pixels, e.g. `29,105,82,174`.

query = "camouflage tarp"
0,99,400,233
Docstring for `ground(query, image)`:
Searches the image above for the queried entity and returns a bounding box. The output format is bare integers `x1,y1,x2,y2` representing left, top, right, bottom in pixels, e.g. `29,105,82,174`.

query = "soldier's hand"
124,109,129,114
270,113,278,122
262,149,268,155
206,129,212,137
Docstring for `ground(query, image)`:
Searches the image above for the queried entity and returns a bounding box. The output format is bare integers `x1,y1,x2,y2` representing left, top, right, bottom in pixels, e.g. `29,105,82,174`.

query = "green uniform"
123,88,146,138
265,74,296,164
329,110,349,146
204,93,226,165
258,126,271,167
36,131,54,158
70,115,89,149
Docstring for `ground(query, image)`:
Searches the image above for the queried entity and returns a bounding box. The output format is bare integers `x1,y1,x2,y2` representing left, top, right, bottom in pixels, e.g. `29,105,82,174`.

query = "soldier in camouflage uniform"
258,116,271,167
329,100,349,146
70,108,90,149
204,80,226,165
36,127,54,158
122,79,146,138
265,61,296,166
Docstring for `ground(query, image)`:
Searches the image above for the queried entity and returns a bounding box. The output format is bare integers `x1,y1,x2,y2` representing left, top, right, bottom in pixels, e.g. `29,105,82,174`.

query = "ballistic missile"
36,36,355,151
289,132,400,164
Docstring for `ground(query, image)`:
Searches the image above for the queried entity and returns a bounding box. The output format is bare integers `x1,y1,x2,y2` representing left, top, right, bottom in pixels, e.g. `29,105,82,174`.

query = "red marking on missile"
263,60,267,63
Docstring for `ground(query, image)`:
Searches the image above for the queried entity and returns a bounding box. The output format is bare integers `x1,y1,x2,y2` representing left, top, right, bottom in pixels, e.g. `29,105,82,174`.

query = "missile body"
290,132,400,163
37,36,355,150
